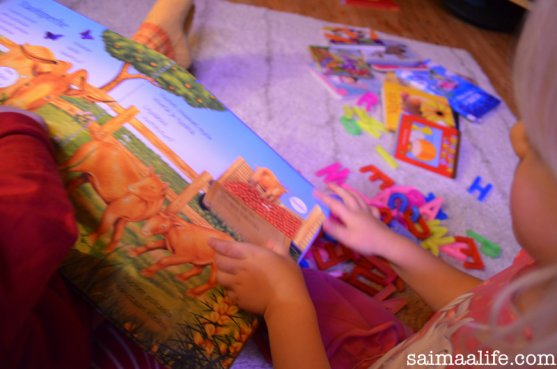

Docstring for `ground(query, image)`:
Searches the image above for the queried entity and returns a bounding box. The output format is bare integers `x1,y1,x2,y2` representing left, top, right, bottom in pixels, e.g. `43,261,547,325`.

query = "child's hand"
208,239,310,317
314,183,399,257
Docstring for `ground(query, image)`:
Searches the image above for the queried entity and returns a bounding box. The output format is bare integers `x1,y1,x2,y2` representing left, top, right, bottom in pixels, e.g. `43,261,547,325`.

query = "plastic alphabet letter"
424,193,448,220
388,192,409,214
408,206,420,223
357,91,379,112
373,284,397,301
395,277,405,292
401,187,427,207
343,105,386,139
370,188,393,207
340,116,362,135
343,104,355,119
316,162,350,185
467,176,493,202
466,230,502,258
311,237,354,270
375,145,399,169
440,242,468,262
342,184,373,206
359,165,395,190
342,266,381,296
357,114,385,139
419,196,445,221
342,256,397,296
421,220,455,256
455,236,485,270
421,239,441,256
378,207,393,225
403,210,431,240
353,106,369,121
364,256,398,285
381,297,408,314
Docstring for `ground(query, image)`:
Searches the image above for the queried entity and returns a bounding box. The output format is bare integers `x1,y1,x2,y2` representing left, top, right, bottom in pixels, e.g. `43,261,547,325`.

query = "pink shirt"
370,251,535,368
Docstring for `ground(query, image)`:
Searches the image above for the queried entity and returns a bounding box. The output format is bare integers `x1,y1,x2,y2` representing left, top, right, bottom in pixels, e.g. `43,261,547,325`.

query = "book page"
0,0,326,367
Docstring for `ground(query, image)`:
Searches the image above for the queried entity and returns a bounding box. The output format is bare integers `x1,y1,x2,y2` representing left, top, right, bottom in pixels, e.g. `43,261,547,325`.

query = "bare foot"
133,0,195,69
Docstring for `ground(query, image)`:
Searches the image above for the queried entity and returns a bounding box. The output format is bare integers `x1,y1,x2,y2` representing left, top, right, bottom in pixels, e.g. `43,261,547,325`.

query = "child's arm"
209,239,331,369
315,184,482,311
383,236,482,310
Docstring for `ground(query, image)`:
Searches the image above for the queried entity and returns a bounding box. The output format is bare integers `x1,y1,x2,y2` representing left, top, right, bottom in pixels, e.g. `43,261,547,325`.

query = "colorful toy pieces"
309,162,500,310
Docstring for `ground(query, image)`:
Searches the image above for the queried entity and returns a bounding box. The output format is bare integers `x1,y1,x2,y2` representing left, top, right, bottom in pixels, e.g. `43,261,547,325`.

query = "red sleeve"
0,112,91,369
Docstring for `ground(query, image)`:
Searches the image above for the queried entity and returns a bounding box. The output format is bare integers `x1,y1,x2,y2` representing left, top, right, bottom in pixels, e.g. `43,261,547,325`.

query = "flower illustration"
420,100,453,126
206,296,239,325
193,330,216,355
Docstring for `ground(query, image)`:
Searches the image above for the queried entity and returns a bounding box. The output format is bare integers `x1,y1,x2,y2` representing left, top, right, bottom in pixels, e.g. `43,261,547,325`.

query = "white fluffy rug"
57,0,520,367
190,0,520,275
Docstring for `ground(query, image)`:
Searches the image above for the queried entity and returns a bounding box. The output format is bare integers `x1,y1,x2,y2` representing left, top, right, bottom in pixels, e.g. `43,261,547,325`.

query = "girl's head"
487,0,557,355
510,0,557,265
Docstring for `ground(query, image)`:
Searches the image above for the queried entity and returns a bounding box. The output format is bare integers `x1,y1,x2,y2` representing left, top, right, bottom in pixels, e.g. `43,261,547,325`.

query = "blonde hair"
514,0,557,175
485,0,557,357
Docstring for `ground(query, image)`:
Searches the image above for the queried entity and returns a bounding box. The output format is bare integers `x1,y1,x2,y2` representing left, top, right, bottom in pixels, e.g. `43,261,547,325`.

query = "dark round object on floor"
443,0,526,32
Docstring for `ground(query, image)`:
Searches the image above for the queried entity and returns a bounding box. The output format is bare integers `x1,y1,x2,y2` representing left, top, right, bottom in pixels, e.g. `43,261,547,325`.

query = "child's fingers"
264,239,289,257
209,238,247,260
342,185,370,211
326,183,359,210
215,268,236,289
313,188,331,203
224,290,238,305
370,206,381,219
327,183,368,211
315,191,350,221
214,252,242,274
322,217,350,242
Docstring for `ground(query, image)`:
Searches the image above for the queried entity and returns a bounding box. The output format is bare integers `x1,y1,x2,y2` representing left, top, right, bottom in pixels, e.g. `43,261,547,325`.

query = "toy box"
382,77,457,132
322,25,385,51
309,45,374,78
309,63,380,99
394,114,460,178
396,61,501,122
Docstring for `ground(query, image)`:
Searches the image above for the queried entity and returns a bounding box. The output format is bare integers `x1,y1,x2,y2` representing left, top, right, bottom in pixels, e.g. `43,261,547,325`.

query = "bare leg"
132,0,195,69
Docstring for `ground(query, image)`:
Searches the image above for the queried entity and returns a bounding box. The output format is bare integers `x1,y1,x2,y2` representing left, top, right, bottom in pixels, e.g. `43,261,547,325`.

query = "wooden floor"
229,0,523,115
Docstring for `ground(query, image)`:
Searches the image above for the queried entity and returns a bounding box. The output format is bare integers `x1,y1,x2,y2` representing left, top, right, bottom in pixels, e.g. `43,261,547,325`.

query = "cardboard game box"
382,77,457,131
308,45,374,78
394,114,460,178
309,63,380,99
362,40,422,67
0,0,326,367
396,61,501,122
322,25,385,52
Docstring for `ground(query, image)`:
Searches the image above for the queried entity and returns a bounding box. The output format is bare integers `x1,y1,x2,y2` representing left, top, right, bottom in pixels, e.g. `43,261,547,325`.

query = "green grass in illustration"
46,96,251,367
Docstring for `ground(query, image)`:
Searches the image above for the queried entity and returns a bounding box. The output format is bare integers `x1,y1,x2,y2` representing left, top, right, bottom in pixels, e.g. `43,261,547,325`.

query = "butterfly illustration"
44,31,63,40
80,30,94,40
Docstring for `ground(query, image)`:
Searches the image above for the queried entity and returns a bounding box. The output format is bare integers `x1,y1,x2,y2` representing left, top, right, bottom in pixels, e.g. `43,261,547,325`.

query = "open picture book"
0,0,326,368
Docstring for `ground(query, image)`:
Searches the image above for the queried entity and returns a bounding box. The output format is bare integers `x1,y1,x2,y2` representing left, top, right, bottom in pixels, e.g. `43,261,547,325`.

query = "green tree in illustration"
101,30,224,111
